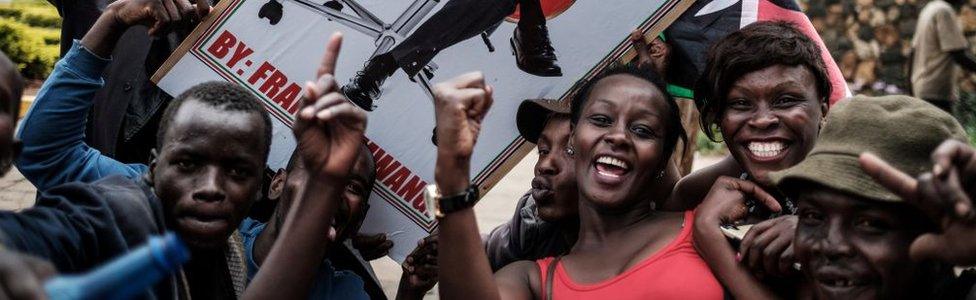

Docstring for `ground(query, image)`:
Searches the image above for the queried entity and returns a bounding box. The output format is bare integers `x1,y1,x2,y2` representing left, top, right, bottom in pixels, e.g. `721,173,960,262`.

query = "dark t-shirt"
0,175,180,299
483,192,574,272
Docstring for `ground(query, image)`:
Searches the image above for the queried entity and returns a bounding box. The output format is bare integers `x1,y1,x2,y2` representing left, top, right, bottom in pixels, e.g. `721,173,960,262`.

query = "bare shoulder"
664,156,742,211
495,260,542,300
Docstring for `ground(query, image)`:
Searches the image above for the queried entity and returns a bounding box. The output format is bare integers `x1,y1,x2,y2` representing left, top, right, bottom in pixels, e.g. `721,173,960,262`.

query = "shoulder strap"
545,256,562,300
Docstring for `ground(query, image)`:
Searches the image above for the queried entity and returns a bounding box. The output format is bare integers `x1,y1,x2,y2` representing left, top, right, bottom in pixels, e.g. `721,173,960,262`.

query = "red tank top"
536,211,723,300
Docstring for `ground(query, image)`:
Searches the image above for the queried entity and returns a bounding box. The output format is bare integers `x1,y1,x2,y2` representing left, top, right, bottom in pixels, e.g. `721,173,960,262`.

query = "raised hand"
859,140,976,265
83,0,211,57
628,30,669,76
294,32,367,179
432,72,494,161
108,0,210,36
629,31,654,68
432,72,493,195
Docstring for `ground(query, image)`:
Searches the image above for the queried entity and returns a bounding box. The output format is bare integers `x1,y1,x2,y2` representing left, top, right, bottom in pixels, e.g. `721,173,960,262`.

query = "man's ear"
268,168,287,200
146,148,160,185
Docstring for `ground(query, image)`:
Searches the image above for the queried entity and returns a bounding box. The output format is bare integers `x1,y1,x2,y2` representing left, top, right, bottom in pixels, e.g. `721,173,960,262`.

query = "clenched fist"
432,72,494,195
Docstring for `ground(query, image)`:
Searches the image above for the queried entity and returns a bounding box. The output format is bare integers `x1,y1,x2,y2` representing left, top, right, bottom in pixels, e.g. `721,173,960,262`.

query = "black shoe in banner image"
258,0,283,25
341,53,397,111
511,25,562,77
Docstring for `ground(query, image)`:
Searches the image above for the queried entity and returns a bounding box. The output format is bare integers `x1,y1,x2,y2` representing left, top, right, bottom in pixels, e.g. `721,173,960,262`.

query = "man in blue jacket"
0,0,275,298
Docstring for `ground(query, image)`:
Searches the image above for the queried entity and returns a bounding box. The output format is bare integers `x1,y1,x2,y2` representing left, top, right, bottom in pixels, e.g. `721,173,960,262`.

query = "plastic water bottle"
44,232,191,300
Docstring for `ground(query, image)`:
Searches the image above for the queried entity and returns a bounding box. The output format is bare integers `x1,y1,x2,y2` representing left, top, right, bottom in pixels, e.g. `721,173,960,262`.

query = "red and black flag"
664,0,850,105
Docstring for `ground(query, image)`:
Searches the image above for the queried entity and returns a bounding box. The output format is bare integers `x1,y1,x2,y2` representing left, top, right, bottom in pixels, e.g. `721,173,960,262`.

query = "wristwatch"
423,184,480,218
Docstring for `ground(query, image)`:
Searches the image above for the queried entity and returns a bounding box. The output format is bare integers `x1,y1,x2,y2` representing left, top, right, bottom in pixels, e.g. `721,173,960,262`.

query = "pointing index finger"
734,178,781,212
859,152,918,201
317,32,344,78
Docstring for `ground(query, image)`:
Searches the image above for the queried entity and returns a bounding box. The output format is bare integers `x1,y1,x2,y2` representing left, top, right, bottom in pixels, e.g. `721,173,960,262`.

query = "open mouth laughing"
592,155,631,185
743,140,792,162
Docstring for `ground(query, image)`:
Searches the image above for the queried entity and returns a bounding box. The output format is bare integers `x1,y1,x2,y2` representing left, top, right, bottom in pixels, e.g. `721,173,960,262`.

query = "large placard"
153,0,692,261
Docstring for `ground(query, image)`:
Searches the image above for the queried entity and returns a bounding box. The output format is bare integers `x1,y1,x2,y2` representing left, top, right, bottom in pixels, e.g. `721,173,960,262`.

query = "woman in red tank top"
431,64,724,299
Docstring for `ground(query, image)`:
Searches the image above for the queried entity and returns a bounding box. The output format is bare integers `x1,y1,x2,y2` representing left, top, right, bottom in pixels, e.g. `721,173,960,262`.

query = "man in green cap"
769,95,976,299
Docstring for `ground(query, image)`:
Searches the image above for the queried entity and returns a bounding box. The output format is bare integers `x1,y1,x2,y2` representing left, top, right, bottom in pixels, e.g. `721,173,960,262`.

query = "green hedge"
0,17,58,79
20,11,60,28
0,8,23,19
0,0,60,80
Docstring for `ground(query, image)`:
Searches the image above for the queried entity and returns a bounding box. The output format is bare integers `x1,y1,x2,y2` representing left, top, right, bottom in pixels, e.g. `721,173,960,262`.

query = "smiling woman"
673,20,834,300
432,65,725,300
697,20,830,188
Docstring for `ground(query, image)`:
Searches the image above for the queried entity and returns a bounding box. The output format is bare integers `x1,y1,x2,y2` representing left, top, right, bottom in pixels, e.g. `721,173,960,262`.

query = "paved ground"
0,146,722,299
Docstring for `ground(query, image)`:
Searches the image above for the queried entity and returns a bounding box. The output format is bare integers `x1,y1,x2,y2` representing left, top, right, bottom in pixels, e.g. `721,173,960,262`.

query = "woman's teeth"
595,156,629,178
748,141,787,158
596,156,629,169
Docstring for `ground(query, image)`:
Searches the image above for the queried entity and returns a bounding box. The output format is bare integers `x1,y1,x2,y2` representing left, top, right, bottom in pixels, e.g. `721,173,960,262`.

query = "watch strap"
438,185,480,214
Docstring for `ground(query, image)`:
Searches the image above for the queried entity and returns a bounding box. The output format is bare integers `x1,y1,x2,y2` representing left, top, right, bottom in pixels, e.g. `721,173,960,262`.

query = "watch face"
423,185,441,218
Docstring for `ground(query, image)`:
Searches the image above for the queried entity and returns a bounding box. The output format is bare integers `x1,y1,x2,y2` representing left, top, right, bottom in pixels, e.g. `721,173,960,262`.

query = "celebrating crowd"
0,0,974,299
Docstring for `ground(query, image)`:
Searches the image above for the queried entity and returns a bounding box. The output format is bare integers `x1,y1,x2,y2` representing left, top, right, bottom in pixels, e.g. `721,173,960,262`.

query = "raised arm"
244,32,368,300
432,73,535,300
16,0,209,190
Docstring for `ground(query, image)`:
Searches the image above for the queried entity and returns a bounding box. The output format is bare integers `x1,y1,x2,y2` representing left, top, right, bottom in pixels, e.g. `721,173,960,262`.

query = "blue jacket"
0,175,179,299
16,41,148,191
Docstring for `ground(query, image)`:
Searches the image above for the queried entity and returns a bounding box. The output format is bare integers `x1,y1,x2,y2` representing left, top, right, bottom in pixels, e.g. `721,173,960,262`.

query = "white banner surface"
154,0,689,262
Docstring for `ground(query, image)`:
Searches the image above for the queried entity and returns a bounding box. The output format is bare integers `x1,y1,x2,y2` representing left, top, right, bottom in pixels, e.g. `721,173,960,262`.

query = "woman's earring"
565,147,575,156
656,170,665,179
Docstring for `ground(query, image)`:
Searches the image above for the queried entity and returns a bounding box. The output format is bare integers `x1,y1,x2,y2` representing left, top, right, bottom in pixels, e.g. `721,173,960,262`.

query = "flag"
665,0,850,106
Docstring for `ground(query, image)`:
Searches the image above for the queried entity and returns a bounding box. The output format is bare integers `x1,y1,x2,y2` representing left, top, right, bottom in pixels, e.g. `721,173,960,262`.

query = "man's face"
152,99,266,249
334,150,374,242
794,187,936,300
530,115,578,222
276,149,373,242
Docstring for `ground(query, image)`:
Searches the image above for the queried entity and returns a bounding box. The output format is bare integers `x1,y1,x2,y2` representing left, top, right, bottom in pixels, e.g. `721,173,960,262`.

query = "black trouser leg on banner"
517,0,545,28
343,0,517,111
390,0,518,76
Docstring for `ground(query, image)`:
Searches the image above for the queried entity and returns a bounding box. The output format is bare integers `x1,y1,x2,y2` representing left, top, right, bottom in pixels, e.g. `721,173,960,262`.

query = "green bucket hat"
770,95,968,202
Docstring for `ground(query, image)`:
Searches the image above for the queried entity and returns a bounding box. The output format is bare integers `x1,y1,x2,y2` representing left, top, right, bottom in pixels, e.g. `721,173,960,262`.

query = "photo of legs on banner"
258,0,565,112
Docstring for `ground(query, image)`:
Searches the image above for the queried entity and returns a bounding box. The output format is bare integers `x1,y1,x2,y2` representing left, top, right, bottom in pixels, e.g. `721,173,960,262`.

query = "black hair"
696,20,831,141
569,63,687,169
157,81,273,161
283,143,377,201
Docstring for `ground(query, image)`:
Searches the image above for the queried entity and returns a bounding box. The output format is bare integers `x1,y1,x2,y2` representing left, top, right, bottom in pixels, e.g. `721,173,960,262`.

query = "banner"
153,0,692,262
